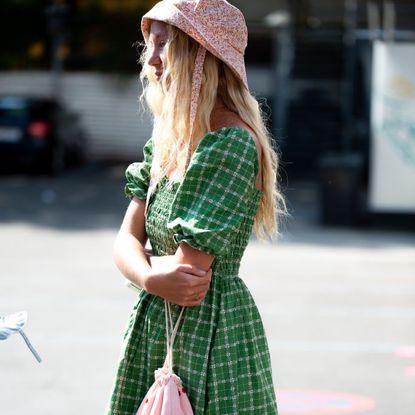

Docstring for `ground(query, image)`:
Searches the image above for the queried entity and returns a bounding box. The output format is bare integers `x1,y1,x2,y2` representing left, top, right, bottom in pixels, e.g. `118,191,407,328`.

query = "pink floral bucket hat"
141,0,249,89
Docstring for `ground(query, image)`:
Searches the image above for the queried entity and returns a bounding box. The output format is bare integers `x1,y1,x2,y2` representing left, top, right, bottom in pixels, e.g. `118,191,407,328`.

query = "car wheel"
47,144,66,176
71,137,86,166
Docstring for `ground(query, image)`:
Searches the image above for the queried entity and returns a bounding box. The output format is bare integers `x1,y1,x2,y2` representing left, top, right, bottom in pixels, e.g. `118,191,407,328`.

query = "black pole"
45,3,69,101
342,0,358,153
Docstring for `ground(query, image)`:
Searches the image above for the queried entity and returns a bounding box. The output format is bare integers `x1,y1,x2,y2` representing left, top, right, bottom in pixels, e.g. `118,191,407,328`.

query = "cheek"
158,44,166,61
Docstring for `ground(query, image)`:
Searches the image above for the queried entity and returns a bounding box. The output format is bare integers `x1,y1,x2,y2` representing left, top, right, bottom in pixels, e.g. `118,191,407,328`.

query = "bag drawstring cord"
164,300,185,375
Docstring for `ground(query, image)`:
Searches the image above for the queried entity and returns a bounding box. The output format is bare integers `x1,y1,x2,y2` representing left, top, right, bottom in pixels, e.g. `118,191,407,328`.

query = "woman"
107,1,285,413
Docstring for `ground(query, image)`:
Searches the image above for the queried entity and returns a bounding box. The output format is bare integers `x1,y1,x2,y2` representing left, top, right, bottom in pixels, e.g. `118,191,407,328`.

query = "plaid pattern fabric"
107,127,278,414
125,138,153,200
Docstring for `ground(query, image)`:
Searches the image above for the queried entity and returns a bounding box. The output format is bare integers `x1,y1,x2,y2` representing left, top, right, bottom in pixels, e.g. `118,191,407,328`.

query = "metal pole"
45,4,69,101
342,0,358,153
367,1,381,40
266,10,293,146
273,27,292,141
383,1,396,42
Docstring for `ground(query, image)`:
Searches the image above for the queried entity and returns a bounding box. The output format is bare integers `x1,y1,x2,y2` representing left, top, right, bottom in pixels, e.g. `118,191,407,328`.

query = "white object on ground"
0,311,42,363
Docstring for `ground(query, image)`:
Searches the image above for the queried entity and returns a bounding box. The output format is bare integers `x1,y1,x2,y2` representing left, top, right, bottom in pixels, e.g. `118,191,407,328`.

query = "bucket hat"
141,0,248,89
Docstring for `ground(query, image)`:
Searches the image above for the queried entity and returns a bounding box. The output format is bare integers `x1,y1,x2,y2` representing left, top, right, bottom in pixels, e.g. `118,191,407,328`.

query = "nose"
147,47,161,67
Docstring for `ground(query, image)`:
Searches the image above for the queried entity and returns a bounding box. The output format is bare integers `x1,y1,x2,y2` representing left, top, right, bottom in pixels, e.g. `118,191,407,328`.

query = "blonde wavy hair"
139,25,286,239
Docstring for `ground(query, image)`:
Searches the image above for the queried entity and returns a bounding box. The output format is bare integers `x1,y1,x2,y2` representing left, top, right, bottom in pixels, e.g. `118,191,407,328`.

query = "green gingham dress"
107,127,278,414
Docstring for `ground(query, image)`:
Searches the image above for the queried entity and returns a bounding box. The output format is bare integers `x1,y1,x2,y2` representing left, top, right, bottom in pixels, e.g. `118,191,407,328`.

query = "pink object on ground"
277,389,376,414
395,345,415,359
404,366,415,377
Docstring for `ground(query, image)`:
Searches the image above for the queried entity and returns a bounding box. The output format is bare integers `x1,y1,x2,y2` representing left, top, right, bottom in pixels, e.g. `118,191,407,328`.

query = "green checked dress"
107,127,278,414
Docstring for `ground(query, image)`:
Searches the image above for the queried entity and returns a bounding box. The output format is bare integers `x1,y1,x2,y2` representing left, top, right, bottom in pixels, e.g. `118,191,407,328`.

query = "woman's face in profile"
147,21,169,81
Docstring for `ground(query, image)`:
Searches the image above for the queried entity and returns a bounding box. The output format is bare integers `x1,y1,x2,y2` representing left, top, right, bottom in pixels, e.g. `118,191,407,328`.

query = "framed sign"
369,41,415,212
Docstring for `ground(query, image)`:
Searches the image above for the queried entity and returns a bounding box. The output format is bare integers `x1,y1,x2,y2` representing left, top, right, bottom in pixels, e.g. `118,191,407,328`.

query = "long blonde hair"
140,25,286,239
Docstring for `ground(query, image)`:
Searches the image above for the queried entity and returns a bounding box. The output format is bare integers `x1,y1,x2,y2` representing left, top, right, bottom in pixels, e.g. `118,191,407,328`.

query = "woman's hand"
145,255,212,307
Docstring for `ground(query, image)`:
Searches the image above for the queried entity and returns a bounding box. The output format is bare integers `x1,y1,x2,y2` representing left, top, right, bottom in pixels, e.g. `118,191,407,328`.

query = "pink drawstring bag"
136,301,193,415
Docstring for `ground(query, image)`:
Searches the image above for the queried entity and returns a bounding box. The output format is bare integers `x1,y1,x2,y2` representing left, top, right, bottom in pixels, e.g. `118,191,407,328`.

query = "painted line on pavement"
395,345,415,358
259,303,415,319
277,389,376,414
404,366,415,377
269,340,412,354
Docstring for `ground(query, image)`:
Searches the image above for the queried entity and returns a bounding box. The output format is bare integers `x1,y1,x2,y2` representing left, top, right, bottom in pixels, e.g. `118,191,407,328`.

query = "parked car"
0,95,86,174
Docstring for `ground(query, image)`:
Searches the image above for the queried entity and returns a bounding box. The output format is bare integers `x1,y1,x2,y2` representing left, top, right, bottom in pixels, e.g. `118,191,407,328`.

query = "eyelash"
149,42,165,49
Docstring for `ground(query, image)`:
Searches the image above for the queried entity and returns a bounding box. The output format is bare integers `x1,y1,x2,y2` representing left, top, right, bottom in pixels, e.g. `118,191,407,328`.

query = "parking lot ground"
1,165,415,414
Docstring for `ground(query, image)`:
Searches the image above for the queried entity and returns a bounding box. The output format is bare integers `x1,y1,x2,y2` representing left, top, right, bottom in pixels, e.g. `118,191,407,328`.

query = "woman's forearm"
174,242,214,271
113,231,152,290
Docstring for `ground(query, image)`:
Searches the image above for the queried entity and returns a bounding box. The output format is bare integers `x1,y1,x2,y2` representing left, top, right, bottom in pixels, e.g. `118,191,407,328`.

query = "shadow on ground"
0,162,129,231
1,163,415,249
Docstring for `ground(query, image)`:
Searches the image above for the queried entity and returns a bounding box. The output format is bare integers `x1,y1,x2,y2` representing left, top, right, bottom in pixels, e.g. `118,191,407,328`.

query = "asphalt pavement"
1,163,414,415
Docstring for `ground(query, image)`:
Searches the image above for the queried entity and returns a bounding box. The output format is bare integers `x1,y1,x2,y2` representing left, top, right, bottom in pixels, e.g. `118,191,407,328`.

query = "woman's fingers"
178,275,211,296
168,277,209,306
177,263,209,277
172,287,208,306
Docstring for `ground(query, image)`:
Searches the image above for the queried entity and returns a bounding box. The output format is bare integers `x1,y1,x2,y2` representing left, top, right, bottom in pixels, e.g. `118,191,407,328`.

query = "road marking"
395,345,415,358
260,303,415,319
277,389,376,414
404,366,415,377
270,340,408,354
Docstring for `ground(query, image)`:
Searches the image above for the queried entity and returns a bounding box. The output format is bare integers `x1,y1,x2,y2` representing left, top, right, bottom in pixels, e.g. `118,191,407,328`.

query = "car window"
0,97,29,120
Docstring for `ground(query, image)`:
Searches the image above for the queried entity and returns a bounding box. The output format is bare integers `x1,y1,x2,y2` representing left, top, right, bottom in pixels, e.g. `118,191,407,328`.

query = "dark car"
0,95,86,174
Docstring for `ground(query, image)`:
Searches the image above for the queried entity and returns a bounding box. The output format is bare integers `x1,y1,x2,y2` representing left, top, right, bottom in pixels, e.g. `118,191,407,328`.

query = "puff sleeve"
167,128,260,257
124,138,153,200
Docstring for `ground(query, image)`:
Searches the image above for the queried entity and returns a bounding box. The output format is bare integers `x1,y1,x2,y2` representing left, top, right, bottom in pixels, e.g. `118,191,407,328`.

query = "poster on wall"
369,40,415,213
